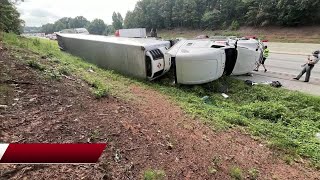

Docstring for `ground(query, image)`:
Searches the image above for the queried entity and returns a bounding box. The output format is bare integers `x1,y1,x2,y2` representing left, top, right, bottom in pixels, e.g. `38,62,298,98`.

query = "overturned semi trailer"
166,39,238,85
57,33,171,80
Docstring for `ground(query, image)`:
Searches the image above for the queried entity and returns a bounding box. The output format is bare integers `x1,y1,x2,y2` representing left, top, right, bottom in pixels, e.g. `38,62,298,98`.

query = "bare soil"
159,26,320,43
1,43,320,180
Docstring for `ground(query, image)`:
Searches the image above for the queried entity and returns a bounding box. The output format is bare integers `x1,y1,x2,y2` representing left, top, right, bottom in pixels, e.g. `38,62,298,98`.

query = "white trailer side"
57,34,171,80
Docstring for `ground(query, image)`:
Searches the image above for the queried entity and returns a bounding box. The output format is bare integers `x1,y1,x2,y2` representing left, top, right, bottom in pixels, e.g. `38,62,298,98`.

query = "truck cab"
165,40,237,85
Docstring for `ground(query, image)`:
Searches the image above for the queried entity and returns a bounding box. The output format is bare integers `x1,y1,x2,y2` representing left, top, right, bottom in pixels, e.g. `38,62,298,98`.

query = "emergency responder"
294,50,320,82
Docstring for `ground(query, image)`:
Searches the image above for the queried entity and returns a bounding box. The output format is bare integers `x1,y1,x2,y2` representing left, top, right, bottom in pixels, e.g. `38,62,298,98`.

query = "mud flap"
223,48,238,76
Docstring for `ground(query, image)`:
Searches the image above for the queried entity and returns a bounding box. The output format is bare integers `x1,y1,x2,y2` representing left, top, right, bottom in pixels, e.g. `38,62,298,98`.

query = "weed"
240,101,289,123
283,155,294,165
90,130,100,141
32,39,40,46
248,168,260,180
212,155,222,166
93,87,109,99
82,76,109,99
52,58,60,64
143,169,166,180
208,166,218,174
27,60,45,71
58,66,71,76
230,167,243,180
47,70,62,81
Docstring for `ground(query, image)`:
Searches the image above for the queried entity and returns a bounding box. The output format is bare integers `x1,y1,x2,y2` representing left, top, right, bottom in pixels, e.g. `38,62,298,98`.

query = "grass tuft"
143,169,166,180
27,60,45,71
248,168,260,180
230,167,243,180
58,66,71,76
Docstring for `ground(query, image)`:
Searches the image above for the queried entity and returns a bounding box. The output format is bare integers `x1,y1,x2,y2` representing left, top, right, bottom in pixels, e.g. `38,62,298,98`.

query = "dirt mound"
1,44,319,179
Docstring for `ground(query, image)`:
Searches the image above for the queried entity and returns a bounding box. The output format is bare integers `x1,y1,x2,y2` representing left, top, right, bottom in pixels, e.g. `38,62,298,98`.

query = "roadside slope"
159,26,320,44
1,40,320,179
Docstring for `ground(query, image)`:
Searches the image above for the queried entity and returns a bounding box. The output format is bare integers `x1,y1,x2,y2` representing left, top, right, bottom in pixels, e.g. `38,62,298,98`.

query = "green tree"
87,19,106,35
112,12,123,30
41,16,90,34
69,16,89,28
124,11,140,28
159,0,174,28
172,0,184,27
123,0,320,29
54,21,67,32
201,9,221,29
230,20,240,30
0,0,24,34
104,25,115,35
245,0,277,26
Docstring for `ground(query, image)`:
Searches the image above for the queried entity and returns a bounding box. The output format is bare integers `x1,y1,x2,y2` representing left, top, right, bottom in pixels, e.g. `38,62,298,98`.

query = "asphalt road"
265,53,320,81
235,51,320,96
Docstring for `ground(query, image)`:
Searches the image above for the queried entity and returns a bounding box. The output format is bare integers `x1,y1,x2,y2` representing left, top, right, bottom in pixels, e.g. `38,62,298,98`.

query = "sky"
17,0,139,27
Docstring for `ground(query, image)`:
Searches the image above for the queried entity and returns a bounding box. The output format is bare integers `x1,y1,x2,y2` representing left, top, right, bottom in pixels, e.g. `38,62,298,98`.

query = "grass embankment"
159,27,320,44
2,33,320,168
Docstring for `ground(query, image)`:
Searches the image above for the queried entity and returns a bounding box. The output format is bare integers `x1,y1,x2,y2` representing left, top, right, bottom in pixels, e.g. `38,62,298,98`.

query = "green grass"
27,60,46,71
248,168,260,180
2,33,320,168
143,169,166,180
230,167,244,180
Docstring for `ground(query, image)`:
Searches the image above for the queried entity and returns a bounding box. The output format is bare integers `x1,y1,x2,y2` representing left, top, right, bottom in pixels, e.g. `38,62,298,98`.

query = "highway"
266,53,320,81
235,50,320,96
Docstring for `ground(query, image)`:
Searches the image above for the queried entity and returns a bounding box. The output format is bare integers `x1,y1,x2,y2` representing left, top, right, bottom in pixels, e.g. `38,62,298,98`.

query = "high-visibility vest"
263,49,269,58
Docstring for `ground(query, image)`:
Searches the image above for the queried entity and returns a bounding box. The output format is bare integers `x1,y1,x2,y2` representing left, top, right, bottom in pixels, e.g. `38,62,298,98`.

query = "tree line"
0,0,24,34
41,12,124,35
2,0,320,35
124,0,320,30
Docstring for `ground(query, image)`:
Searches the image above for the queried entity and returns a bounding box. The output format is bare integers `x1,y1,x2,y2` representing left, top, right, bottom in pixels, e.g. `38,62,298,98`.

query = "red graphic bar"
0,144,106,164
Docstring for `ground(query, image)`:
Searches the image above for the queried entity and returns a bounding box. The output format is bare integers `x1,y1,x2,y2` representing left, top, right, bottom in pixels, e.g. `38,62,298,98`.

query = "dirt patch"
0,43,319,179
159,26,320,43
